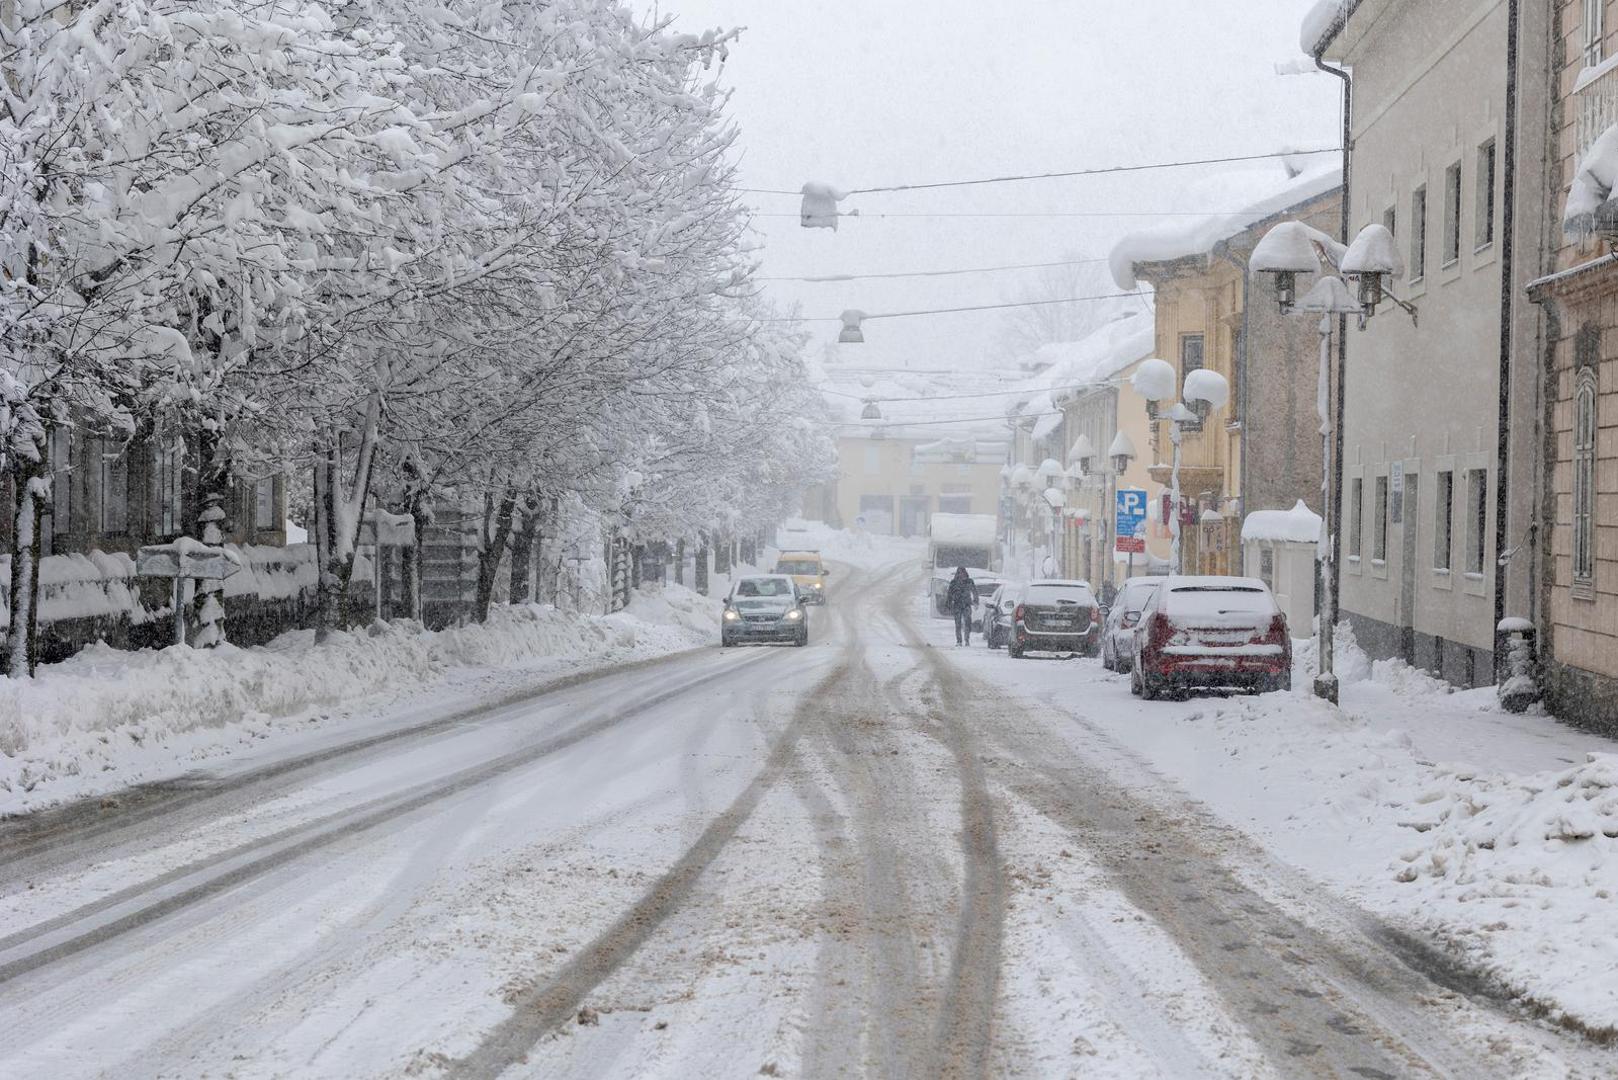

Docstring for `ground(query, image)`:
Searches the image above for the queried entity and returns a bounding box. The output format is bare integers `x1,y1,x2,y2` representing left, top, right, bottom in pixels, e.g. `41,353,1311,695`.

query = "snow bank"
1240,499,1322,543
773,519,923,570
0,585,720,814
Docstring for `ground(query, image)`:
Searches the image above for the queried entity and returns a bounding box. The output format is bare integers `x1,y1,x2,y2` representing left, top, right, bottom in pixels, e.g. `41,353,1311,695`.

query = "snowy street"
1,549,1608,1079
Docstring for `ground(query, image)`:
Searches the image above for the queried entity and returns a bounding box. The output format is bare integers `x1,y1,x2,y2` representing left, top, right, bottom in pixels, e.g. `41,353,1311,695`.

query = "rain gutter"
1312,49,1352,631
1493,0,1520,664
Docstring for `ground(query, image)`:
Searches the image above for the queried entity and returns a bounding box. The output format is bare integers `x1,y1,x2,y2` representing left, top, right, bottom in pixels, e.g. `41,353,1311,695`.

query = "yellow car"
774,550,829,604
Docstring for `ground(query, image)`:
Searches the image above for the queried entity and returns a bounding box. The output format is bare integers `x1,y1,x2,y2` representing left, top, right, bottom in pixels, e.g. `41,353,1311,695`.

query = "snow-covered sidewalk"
940,617,1618,1039
0,584,723,817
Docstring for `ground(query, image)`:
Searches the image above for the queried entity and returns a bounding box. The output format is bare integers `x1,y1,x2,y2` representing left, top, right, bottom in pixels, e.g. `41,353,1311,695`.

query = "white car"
1101,577,1162,673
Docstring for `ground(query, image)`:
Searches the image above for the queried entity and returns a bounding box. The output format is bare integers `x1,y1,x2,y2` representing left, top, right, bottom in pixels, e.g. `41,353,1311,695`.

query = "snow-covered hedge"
0,584,721,812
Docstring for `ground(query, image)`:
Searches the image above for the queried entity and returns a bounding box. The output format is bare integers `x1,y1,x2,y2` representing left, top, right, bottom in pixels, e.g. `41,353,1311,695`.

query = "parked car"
721,575,809,647
1007,579,1101,658
774,549,829,604
982,583,1021,649
970,572,1007,630
1129,575,1291,698
1101,577,1162,673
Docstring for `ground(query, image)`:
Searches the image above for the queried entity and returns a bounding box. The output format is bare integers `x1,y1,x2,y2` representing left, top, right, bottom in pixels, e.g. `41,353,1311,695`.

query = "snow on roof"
1300,0,1354,56
1003,310,1158,426
1566,124,1618,237
929,512,997,545
1108,158,1343,290
1241,499,1323,543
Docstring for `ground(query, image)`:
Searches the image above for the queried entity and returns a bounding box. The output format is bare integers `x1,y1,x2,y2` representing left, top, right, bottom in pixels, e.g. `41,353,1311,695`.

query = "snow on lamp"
838,310,866,344
1250,221,1323,313
801,182,848,230
1108,430,1136,475
1067,433,1095,472
860,399,882,420
1181,368,1229,423
1131,358,1176,421
1294,274,1363,315
1340,223,1404,315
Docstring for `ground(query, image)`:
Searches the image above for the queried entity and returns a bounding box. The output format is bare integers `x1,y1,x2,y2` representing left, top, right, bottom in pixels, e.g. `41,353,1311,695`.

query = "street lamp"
838,309,866,344
1131,362,1230,576
1068,433,1096,474
1254,216,1413,706
860,399,882,420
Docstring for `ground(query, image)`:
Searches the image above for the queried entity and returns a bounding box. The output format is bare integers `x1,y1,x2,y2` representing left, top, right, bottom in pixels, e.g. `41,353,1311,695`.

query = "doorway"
1398,473,1419,664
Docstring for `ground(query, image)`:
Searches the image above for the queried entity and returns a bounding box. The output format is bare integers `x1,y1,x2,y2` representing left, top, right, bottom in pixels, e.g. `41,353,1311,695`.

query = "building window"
1383,205,1396,237
1442,162,1462,266
100,441,129,534
1586,0,1606,67
1179,333,1204,376
1435,470,1454,570
1465,468,1488,574
253,477,277,531
154,435,184,538
48,425,71,536
1476,139,1496,249
1374,474,1389,561
1348,478,1364,558
1574,370,1598,591
1411,185,1427,280
863,445,880,475
1259,545,1275,592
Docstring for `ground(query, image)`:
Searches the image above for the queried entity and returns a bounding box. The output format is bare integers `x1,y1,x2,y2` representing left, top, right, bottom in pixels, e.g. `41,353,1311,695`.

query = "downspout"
1493,0,1521,674
1212,245,1251,519
1315,52,1352,633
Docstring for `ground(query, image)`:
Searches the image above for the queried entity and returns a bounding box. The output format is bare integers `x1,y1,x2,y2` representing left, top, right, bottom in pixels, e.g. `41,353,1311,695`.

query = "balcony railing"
1575,56,1618,157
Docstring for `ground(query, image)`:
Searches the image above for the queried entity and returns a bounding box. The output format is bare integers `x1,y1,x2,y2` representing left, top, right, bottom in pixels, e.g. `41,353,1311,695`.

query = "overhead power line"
737,146,1340,197
821,379,1115,403
758,256,1107,283
827,409,1060,429
765,291,1143,324
751,211,1255,220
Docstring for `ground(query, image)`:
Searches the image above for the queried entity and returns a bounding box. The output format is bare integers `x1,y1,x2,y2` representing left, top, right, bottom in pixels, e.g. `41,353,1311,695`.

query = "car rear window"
775,560,820,575
1166,585,1274,615
1025,584,1095,606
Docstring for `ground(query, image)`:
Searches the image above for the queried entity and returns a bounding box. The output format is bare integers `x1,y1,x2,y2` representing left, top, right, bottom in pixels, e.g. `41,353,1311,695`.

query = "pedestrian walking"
946,566,979,646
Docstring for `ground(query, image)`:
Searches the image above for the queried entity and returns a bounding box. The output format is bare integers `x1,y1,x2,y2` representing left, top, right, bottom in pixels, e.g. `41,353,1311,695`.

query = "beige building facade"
1316,0,1550,689
803,431,1005,538
1525,0,1618,730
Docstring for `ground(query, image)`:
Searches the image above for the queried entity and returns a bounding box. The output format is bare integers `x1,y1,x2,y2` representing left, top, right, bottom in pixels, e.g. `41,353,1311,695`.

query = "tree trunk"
191,425,231,648
509,495,541,605
695,535,709,596
401,492,430,624
312,402,381,643
3,458,47,678
674,538,685,587
473,486,517,623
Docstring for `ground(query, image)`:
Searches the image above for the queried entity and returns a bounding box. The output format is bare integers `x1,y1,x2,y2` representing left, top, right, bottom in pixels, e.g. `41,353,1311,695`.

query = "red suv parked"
1129,576,1291,698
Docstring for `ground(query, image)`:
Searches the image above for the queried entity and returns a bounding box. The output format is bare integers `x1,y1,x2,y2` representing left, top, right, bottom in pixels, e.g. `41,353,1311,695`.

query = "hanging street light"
860,399,882,420
1340,223,1405,319
838,309,866,343
1247,220,1324,314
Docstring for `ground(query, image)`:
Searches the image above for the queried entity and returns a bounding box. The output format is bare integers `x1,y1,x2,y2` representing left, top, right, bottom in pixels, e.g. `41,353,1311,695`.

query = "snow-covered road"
0,556,1608,1078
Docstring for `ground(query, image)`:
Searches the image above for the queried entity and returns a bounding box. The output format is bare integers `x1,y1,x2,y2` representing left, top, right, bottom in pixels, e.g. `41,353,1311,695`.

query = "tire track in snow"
0,644,724,882
0,649,785,986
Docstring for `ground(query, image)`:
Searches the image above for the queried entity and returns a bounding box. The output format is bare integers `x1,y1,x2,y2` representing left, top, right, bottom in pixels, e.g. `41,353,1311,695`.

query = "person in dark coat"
946,566,979,646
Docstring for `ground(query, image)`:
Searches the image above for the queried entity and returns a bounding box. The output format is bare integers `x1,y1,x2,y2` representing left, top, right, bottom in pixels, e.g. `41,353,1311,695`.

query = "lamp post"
1131,360,1229,575
1109,431,1138,589
1253,218,1412,704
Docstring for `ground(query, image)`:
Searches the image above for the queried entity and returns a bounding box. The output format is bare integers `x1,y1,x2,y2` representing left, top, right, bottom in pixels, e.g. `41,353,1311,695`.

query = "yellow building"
1111,164,1341,577
803,431,1005,537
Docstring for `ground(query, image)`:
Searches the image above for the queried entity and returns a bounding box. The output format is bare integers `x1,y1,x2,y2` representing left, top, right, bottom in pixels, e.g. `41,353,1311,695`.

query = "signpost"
1116,487,1148,580
137,539,242,647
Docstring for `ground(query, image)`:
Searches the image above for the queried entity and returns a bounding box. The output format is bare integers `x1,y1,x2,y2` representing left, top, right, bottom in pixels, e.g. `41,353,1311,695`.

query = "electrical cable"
756,256,1107,283
763,291,1143,323
737,146,1340,196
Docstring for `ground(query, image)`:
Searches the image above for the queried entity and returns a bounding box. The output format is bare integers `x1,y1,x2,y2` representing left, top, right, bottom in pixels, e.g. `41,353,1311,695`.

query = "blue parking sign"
1116,488,1148,553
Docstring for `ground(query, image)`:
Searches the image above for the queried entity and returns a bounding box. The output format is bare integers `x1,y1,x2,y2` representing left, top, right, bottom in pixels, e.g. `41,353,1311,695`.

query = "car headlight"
723,609,740,621
812,581,823,589
784,608,803,620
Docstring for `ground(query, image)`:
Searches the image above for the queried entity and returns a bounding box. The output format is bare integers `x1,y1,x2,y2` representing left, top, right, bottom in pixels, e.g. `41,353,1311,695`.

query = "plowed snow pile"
1395,753,1618,1031
0,586,719,815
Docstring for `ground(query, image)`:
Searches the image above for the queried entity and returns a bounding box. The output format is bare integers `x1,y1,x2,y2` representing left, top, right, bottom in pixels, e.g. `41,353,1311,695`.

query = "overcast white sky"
643,0,1342,374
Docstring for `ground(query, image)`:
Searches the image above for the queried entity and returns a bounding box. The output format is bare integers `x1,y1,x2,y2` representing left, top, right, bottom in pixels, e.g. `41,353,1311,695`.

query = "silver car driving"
721,574,809,647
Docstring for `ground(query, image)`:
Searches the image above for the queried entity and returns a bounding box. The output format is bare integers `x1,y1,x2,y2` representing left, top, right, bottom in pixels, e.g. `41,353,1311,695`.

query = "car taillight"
1148,613,1171,648
1267,614,1288,642
1014,604,1025,623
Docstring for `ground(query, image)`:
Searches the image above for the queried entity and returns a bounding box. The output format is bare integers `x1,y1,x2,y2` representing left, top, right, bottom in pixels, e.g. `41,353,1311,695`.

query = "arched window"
1574,368,1598,594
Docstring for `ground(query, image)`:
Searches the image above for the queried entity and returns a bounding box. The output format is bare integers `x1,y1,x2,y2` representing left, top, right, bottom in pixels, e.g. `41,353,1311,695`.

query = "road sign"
136,539,242,580
1116,488,1148,554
